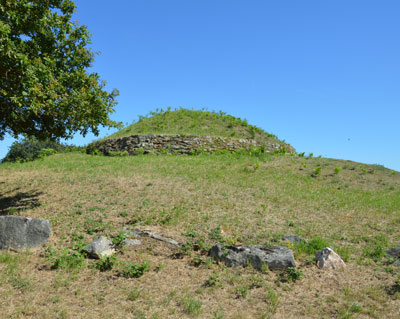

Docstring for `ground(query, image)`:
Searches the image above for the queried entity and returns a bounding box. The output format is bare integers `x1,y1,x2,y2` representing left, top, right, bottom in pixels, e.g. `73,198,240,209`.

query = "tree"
0,0,120,141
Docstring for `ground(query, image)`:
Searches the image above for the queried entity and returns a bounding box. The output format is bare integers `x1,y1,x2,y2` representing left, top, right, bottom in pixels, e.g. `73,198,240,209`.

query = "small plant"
112,230,127,249
181,295,202,316
209,226,223,241
180,235,209,256
249,274,265,288
265,287,279,314
213,308,225,319
191,254,204,267
122,262,148,278
338,302,363,318
204,271,220,287
311,166,321,177
285,267,303,282
96,256,117,272
235,285,248,298
334,167,342,174
86,227,95,235
127,288,142,301
118,211,128,217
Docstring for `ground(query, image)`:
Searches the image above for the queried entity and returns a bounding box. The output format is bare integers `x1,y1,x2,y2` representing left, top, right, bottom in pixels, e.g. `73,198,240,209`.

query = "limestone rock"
316,247,346,269
85,236,116,258
282,234,305,244
0,216,50,250
209,244,296,270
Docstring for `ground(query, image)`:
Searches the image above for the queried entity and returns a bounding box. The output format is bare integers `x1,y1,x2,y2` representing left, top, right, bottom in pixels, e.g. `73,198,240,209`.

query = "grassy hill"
107,108,284,145
1,111,400,318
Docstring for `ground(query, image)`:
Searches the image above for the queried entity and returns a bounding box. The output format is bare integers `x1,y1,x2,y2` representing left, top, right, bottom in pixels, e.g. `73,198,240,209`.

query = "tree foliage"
0,0,120,140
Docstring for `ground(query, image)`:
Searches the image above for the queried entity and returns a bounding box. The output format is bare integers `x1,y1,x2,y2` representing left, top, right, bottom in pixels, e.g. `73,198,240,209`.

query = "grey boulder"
210,243,296,270
0,216,51,250
85,236,116,258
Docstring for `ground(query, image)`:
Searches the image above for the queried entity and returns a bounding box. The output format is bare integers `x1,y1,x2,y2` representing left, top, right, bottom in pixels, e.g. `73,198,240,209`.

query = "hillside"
1,149,399,318
107,108,284,145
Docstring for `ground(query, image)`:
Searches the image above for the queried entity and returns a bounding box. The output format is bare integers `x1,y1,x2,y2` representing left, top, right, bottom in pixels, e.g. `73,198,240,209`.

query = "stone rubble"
87,134,295,156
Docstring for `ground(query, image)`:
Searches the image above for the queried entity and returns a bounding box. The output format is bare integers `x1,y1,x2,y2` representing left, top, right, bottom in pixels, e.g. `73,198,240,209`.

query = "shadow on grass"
0,190,43,215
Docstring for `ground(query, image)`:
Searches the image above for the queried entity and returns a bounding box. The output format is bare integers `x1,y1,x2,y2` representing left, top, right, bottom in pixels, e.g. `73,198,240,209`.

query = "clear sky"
1,0,399,171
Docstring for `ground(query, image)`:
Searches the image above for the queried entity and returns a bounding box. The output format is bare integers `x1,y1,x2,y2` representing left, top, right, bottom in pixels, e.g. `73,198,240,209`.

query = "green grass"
106,108,283,144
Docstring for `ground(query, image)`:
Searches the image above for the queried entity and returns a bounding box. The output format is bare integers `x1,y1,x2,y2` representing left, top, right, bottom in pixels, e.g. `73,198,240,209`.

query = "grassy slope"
1,152,400,319
107,108,284,145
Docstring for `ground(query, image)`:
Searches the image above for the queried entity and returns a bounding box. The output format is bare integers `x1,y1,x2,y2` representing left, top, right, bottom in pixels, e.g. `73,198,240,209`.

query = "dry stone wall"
88,134,295,155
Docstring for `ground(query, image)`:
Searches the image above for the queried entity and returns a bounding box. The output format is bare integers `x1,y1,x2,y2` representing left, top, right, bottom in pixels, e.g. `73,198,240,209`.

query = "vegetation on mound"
107,108,283,144
0,152,399,318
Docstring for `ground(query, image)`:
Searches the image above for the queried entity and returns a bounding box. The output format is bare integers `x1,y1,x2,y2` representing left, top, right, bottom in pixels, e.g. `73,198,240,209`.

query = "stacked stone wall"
88,134,295,155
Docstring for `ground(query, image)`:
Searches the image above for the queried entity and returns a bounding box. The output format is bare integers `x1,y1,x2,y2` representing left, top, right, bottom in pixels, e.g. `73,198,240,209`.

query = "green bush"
280,267,303,282
96,256,117,271
2,137,68,163
122,262,149,278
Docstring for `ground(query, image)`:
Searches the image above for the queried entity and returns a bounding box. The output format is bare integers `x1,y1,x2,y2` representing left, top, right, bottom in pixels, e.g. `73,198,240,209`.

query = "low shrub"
122,262,149,278
2,137,75,163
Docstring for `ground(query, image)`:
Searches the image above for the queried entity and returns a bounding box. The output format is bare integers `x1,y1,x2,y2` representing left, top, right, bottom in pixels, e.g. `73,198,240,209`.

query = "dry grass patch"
0,152,399,318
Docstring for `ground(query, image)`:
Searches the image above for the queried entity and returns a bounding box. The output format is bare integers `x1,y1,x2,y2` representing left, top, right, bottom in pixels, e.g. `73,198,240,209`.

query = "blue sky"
1,0,399,170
